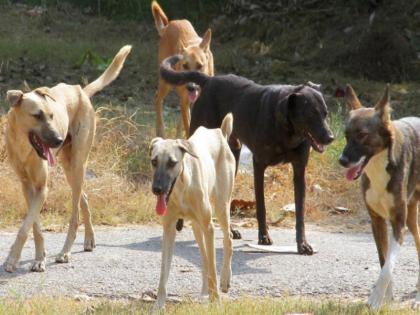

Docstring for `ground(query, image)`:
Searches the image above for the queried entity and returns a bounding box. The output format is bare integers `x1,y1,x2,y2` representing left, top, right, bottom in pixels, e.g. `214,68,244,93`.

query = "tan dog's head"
149,137,198,216
6,88,64,165
339,84,394,180
177,29,212,103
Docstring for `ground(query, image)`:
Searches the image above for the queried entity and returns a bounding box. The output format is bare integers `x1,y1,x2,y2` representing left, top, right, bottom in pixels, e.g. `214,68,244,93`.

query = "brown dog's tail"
160,54,210,87
221,113,233,139
151,1,169,36
83,45,132,98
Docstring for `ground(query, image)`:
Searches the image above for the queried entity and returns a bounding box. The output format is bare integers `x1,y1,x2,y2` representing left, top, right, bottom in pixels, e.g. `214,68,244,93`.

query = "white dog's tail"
83,45,132,98
221,113,233,139
151,1,169,36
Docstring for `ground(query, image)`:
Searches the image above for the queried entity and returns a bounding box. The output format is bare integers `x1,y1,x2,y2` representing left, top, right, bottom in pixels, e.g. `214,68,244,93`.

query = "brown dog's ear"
345,84,363,111
6,90,24,107
176,139,198,158
199,29,212,52
375,84,392,124
149,137,163,156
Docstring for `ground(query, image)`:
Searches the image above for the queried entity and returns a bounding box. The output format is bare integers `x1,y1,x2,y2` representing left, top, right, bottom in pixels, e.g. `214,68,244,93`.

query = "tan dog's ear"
149,137,163,156
345,84,363,111
34,87,56,102
375,84,392,124
6,90,24,107
176,139,198,158
199,29,212,52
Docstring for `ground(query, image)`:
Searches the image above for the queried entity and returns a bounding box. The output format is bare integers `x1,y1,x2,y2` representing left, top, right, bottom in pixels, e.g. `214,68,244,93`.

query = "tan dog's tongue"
346,165,360,181
42,143,55,167
156,194,167,216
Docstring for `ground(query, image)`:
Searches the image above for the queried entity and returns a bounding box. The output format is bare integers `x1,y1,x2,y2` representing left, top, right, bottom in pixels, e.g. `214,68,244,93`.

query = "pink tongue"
156,194,167,216
188,90,199,103
42,143,55,167
346,165,361,181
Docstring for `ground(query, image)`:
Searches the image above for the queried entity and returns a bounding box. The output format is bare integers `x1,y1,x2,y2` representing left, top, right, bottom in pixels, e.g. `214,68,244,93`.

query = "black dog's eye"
182,64,189,70
168,159,177,167
151,159,158,167
32,112,43,120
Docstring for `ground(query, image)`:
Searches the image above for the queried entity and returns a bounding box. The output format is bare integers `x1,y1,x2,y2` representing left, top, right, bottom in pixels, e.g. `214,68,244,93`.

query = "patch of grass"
0,296,417,315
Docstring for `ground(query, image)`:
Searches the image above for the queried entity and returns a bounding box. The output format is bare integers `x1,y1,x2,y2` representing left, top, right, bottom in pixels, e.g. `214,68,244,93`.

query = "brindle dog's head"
339,84,393,180
6,88,64,165
279,82,334,152
149,137,198,215
177,29,212,103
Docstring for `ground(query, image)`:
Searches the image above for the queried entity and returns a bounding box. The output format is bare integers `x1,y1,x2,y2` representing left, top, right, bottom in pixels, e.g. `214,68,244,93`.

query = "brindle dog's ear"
6,90,24,107
375,84,392,124
176,139,198,158
149,137,163,156
199,29,212,52
345,84,363,111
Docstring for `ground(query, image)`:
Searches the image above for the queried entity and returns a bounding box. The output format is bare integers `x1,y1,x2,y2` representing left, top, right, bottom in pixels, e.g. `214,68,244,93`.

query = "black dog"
160,55,334,254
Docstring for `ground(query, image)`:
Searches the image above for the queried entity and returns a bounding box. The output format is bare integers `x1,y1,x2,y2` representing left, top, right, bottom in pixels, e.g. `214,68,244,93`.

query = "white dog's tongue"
156,194,167,216
42,142,55,167
188,90,199,103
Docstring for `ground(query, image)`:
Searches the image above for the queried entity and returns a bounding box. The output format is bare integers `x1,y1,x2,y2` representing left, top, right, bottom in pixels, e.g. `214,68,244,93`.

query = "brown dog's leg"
155,80,171,137
177,87,191,138
253,158,272,245
406,195,420,306
368,207,388,267
229,136,242,240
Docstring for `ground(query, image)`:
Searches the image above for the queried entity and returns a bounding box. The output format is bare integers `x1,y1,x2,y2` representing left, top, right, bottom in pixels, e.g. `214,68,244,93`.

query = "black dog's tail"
160,55,210,87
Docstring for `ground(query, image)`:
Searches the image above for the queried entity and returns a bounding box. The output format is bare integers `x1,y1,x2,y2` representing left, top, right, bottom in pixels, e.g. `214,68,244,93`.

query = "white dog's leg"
31,219,46,272
4,186,47,273
203,221,219,302
218,204,232,294
368,235,401,310
192,223,208,297
153,219,177,313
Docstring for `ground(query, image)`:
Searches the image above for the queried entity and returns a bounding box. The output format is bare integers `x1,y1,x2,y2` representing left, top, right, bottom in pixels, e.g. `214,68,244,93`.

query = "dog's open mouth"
29,132,55,167
345,156,367,181
155,194,168,216
187,89,199,103
307,132,326,153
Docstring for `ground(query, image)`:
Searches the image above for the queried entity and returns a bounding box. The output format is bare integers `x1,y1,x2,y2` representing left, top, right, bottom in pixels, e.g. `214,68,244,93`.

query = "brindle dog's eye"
32,112,42,120
151,159,157,167
357,132,368,142
168,159,177,167
182,64,189,70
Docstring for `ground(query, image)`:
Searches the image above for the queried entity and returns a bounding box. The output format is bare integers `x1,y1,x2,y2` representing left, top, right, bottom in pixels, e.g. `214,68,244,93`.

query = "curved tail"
151,1,169,36
160,55,210,87
221,113,233,139
83,45,132,98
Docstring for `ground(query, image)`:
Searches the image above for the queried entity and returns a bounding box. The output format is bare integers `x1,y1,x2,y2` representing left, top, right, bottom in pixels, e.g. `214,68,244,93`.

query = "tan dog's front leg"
203,221,219,302
4,186,47,273
31,219,46,272
177,88,191,138
192,223,209,297
153,218,177,313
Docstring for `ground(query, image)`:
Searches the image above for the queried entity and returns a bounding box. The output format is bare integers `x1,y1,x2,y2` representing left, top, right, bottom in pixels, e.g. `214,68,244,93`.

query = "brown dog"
3,45,131,273
151,1,213,138
340,85,420,310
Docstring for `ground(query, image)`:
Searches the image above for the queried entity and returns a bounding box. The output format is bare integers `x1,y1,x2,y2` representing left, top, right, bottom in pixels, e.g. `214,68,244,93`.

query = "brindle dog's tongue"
156,194,167,216
42,142,55,167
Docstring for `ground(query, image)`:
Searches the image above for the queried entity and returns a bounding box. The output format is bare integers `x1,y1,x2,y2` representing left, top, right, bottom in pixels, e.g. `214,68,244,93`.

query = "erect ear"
149,137,163,156
6,90,24,107
176,139,198,158
199,29,212,52
375,84,392,124
306,81,322,91
345,84,363,111
34,87,56,102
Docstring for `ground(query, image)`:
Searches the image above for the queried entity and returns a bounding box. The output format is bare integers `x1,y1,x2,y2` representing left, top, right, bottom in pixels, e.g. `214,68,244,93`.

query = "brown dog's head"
6,88,64,166
279,83,334,152
339,84,393,180
177,29,212,103
149,137,198,216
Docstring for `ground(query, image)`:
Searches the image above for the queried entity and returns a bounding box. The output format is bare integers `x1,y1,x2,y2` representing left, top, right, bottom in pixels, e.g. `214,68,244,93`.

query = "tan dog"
149,114,235,311
3,45,131,273
151,1,214,138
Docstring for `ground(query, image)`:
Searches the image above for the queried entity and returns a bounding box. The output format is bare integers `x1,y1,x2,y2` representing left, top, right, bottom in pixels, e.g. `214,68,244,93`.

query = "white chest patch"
364,150,394,219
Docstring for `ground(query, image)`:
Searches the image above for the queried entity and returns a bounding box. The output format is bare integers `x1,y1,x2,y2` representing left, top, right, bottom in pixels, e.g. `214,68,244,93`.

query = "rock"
282,203,295,213
332,206,351,214
312,184,323,194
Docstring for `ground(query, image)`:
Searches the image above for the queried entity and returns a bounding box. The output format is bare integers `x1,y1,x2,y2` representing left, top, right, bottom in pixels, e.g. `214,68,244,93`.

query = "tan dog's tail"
221,113,233,139
151,1,169,36
83,45,132,98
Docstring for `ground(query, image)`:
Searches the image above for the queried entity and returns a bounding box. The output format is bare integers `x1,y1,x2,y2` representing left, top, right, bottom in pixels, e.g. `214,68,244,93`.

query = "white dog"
149,113,235,311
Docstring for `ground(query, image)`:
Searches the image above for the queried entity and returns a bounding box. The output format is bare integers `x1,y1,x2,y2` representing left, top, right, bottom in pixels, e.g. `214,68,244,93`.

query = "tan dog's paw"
55,252,70,263
84,235,96,252
30,259,46,272
220,268,231,293
3,257,18,273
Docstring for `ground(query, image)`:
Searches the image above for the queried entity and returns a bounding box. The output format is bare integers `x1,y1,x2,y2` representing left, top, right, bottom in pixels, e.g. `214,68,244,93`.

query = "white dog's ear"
199,29,212,52
149,137,163,156
6,90,24,107
177,139,198,158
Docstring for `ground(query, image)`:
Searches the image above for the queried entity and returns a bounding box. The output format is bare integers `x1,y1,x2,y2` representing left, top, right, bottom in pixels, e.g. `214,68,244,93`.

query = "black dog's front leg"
253,158,272,245
292,158,313,255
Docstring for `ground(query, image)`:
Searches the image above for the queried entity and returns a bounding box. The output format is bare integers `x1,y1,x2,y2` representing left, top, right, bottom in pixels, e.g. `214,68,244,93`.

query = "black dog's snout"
326,133,335,144
186,83,197,92
152,185,163,195
338,154,349,167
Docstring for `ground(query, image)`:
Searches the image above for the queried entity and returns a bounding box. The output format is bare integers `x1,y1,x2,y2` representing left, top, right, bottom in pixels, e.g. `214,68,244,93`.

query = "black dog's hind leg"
176,219,184,232
229,137,242,240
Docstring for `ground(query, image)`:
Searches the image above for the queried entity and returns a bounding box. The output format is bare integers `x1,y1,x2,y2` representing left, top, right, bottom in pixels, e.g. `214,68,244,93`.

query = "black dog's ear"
306,81,322,91
276,93,299,128
176,139,198,158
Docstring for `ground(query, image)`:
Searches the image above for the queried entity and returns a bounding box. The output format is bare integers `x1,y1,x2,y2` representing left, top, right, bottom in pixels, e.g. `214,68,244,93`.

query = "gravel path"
0,225,419,303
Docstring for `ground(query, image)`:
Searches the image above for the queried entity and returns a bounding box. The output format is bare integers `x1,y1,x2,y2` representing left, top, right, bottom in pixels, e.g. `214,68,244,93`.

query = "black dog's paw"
176,219,184,232
258,232,273,245
297,241,314,255
231,228,242,240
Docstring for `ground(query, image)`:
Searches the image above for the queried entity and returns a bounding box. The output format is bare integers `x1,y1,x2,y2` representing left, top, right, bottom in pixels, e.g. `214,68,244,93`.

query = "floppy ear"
345,84,363,111
34,87,56,102
375,84,392,124
276,93,299,129
149,137,163,156
199,29,212,52
176,139,198,158
6,90,24,107
306,81,322,91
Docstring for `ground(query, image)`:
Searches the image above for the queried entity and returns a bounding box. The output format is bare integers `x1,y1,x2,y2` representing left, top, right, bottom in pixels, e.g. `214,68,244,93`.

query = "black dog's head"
339,84,393,181
278,83,334,152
